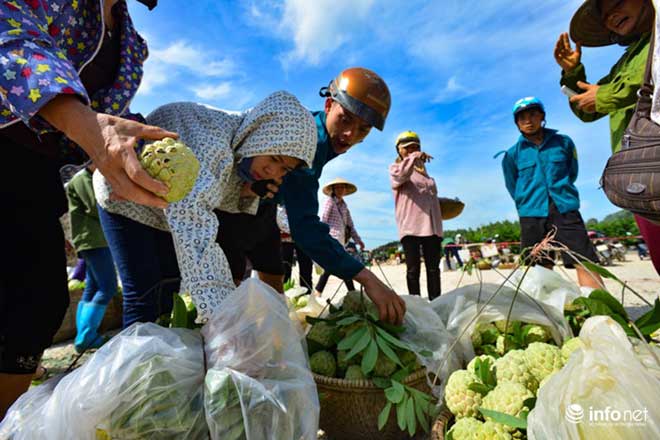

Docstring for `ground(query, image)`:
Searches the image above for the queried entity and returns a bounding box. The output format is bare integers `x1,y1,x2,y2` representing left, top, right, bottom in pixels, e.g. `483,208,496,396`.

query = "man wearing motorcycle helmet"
216,68,406,324
497,97,604,289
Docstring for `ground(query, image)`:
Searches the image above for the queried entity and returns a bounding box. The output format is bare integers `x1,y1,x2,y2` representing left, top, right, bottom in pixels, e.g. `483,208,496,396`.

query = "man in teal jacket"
216,68,406,324
499,97,603,289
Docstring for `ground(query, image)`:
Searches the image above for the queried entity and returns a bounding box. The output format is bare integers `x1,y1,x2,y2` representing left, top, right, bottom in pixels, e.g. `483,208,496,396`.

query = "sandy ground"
314,251,659,320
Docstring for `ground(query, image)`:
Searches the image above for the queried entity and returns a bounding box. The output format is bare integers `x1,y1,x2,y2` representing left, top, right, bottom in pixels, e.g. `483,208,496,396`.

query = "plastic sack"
201,279,319,440
400,295,461,399
1,323,207,440
509,266,585,313
430,282,572,365
528,316,660,440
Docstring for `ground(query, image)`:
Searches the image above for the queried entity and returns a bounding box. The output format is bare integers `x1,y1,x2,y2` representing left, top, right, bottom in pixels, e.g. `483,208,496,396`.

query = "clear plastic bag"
528,316,660,440
1,323,207,440
509,266,585,313
430,281,573,365
201,279,319,440
399,295,462,399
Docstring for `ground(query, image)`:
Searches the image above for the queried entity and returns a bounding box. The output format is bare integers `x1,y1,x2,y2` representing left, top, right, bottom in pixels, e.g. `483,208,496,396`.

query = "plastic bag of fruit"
0,323,207,440
430,282,573,365
509,266,585,312
528,316,660,440
202,279,319,440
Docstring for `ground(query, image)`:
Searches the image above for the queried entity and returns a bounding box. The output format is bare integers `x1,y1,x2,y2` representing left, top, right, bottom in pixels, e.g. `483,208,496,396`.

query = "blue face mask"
237,157,255,183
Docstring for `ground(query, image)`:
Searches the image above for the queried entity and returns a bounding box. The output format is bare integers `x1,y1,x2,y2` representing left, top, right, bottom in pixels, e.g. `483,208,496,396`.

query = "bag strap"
638,29,655,102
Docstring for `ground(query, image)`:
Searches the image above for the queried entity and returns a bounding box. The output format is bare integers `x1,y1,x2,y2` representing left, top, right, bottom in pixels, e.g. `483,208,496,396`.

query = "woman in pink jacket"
389,131,443,300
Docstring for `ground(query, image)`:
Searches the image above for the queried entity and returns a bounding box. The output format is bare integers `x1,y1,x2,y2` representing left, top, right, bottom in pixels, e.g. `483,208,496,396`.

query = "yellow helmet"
396,130,420,147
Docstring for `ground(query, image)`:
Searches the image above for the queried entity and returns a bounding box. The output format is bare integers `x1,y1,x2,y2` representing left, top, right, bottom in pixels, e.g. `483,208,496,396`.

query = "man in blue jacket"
216,68,406,324
499,97,603,288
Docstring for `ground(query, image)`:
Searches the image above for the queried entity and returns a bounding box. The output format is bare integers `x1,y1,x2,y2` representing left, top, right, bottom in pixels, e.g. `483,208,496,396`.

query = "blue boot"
74,302,107,353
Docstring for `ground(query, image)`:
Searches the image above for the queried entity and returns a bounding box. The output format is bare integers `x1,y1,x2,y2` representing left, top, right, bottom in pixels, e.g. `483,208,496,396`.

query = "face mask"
237,157,255,183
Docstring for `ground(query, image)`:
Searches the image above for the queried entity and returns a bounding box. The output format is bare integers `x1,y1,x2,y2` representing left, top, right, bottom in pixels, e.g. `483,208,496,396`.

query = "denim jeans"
79,247,118,305
98,206,179,328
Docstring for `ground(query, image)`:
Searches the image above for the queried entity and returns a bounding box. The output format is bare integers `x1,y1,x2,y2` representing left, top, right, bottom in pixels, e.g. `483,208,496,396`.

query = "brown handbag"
601,33,660,225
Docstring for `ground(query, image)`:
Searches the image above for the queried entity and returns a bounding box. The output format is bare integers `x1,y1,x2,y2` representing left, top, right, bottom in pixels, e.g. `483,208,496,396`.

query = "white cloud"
433,76,480,103
193,82,233,100
151,40,236,77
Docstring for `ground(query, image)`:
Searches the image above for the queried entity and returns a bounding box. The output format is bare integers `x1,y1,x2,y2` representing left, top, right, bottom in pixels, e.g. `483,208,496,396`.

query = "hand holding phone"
250,179,278,198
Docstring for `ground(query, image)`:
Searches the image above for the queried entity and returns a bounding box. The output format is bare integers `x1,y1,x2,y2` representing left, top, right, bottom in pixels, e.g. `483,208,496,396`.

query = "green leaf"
406,394,417,436
361,339,379,375
367,307,380,322
372,377,392,389
390,366,413,382
378,401,393,431
378,322,406,334
385,381,405,404
375,326,410,350
336,316,362,326
171,293,188,328
412,391,430,433
635,298,660,336
589,289,628,319
478,408,528,429
396,395,408,431
419,349,433,357
337,326,368,351
468,382,492,396
610,314,636,337
573,297,614,317
375,334,403,366
345,327,372,360
581,260,621,282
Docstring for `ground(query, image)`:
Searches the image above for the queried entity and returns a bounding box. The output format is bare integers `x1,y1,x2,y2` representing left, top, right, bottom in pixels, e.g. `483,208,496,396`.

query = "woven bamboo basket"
315,369,432,440
428,407,453,440
52,289,123,344
438,197,465,221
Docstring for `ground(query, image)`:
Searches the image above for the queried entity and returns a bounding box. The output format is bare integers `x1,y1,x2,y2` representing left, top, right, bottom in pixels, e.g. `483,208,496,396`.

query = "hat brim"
438,197,465,220
322,179,357,196
570,0,614,47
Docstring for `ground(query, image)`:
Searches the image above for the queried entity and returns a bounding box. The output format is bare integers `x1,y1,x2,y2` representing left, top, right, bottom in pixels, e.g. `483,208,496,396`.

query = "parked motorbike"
595,242,613,266
610,242,626,262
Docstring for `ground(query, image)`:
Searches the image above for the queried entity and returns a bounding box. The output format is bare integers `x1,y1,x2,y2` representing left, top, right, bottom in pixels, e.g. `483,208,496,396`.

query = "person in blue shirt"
499,97,603,289
216,68,406,324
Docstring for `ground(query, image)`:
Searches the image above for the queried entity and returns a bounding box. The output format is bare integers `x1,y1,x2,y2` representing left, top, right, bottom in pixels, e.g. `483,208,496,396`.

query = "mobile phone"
561,85,578,98
250,179,277,198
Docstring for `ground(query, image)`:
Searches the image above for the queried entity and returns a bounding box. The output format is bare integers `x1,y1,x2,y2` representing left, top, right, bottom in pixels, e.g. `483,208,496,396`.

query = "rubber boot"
75,300,85,334
74,302,107,353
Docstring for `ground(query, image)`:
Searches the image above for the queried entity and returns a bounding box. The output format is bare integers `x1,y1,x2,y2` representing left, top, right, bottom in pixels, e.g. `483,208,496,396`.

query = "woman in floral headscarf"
94,91,317,327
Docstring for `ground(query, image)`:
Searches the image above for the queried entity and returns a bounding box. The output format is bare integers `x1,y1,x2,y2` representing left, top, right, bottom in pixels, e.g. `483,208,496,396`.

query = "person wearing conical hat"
390,131,443,300
555,0,660,276
315,178,364,294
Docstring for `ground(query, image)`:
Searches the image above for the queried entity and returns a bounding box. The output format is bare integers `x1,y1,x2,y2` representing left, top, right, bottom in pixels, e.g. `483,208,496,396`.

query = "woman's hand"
554,32,582,72
569,81,599,113
40,95,178,208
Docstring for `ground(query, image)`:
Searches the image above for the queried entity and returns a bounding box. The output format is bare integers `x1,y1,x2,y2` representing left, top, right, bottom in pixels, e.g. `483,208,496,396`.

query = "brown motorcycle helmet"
319,67,391,131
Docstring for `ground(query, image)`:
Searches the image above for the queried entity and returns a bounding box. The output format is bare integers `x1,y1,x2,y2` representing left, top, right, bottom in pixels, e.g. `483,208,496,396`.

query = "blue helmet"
512,96,545,120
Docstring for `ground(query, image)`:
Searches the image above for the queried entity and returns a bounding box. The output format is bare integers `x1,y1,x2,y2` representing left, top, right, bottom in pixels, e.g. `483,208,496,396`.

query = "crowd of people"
1,0,659,421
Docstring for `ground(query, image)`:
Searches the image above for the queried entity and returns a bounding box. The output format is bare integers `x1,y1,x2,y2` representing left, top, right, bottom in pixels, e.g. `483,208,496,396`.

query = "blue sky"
128,0,627,248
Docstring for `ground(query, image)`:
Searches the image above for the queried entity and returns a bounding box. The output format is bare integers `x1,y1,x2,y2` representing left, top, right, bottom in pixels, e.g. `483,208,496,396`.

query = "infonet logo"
565,403,649,426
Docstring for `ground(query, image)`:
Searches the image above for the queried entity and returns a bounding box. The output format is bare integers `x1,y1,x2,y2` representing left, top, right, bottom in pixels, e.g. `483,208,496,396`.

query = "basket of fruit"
306,291,438,440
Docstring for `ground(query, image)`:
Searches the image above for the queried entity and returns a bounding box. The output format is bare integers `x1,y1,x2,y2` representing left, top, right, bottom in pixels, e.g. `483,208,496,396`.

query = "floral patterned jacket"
0,0,147,133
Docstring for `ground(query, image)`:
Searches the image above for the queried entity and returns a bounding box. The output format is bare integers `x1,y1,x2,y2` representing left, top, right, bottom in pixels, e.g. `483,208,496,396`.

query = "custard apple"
481,382,533,420
467,355,496,376
336,350,349,371
344,365,365,381
471,330,483,349
373,353,397,377
477,323,499,345
448,417,483,440
310,351,337,377
523,324,551,345
444,370,483,418
399,350,420,369
140,137,200,202
474,421,513,440
560,337,584,363
494,350,538,393
307,322,335,348
494,320,519,334
496,334,519,355
523,342,564,383
341,290,378,316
